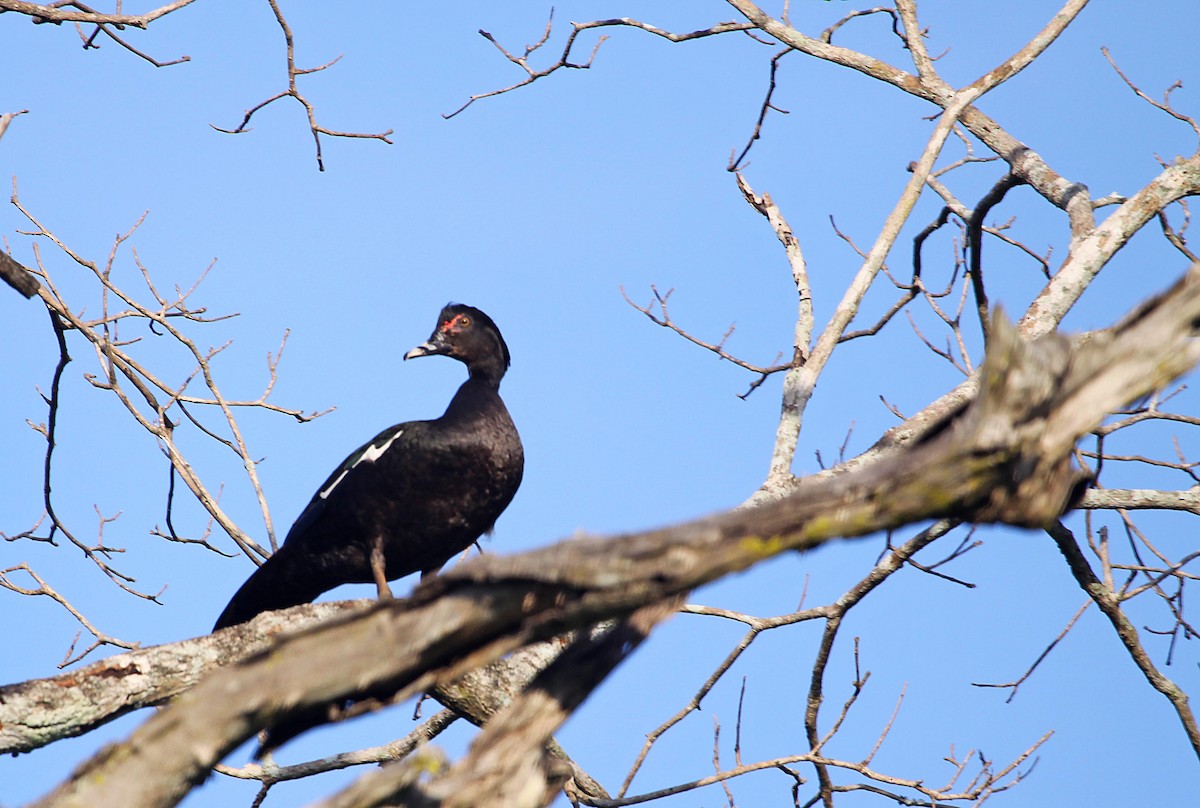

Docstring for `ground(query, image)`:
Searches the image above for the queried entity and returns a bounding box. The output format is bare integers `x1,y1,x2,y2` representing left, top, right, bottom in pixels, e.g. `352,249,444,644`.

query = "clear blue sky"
2,2,1198,805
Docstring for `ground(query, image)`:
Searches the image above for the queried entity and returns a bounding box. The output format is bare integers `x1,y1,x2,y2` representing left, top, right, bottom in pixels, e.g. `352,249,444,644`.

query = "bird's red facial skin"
439,314,471,334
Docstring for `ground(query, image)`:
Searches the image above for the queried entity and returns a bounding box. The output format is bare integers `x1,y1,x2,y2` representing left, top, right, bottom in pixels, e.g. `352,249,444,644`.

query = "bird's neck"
441,375,506,424
467,359,506,388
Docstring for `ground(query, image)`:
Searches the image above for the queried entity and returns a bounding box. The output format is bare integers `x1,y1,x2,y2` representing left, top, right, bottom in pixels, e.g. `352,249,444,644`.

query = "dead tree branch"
445,12,753,119
211,0,392,170
0,0,197,27
1101,46,1200,142
1048,521,1200,757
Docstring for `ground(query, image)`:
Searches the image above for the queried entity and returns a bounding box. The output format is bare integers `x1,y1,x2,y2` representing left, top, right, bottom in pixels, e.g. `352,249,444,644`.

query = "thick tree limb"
29,265,1200,808
432,627,613,803
403,603,677,808
0,602,361,755
2,601,603,803
1020,153,1200,336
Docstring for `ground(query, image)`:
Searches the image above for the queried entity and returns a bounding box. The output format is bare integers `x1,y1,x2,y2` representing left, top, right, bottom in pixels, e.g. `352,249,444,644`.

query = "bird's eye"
458,315,471,328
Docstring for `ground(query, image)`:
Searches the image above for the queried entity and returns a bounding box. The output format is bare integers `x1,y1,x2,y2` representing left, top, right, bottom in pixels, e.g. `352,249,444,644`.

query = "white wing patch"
359,429,403,464
318,469,350,500
318,429,403,500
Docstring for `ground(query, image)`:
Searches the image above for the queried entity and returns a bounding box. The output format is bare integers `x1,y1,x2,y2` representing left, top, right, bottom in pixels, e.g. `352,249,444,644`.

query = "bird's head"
405,303,511,384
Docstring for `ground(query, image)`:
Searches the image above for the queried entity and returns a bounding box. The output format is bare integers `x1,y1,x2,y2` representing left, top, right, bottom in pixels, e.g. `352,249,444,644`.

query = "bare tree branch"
211,0,392,171
0,0,197,28
735,174,812,480
1048,521,1200,756
445,13,753,119
1102,46,1200,142
0,602,360,755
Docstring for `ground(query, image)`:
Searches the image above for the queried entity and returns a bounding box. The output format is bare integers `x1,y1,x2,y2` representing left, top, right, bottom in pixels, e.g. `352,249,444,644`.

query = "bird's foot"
370,543,393,601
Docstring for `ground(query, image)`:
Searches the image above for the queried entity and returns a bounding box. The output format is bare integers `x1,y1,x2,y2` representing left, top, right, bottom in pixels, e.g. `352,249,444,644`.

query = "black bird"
214,304,523,631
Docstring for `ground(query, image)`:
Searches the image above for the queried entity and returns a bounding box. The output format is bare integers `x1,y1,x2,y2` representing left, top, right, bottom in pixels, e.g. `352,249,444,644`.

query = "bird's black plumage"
213,304,523,631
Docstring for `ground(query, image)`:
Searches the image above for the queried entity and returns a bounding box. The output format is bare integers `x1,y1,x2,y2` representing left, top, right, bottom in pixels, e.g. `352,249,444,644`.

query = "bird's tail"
212,547,329,631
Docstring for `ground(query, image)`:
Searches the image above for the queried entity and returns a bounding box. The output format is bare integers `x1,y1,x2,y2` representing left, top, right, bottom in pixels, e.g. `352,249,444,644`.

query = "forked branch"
212,0,392,170
445,11,753,119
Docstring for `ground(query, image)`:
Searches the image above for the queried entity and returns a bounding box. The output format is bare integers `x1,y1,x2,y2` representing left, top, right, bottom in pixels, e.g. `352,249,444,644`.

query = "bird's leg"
370,536,392,600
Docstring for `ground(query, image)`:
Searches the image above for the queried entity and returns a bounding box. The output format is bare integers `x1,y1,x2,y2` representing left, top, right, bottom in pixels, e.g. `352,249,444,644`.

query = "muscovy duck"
214,303,523,631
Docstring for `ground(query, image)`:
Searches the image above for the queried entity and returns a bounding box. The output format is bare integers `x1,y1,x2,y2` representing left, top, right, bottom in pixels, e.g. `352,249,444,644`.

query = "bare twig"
620,284,793,379
966,171,1028,342
1102,46,1200,141
446,13,753,119
215,708,459,786
0,564,138,665
728,48,791,172
212,0,392,170
75,19,190,66
972,599,1092,702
